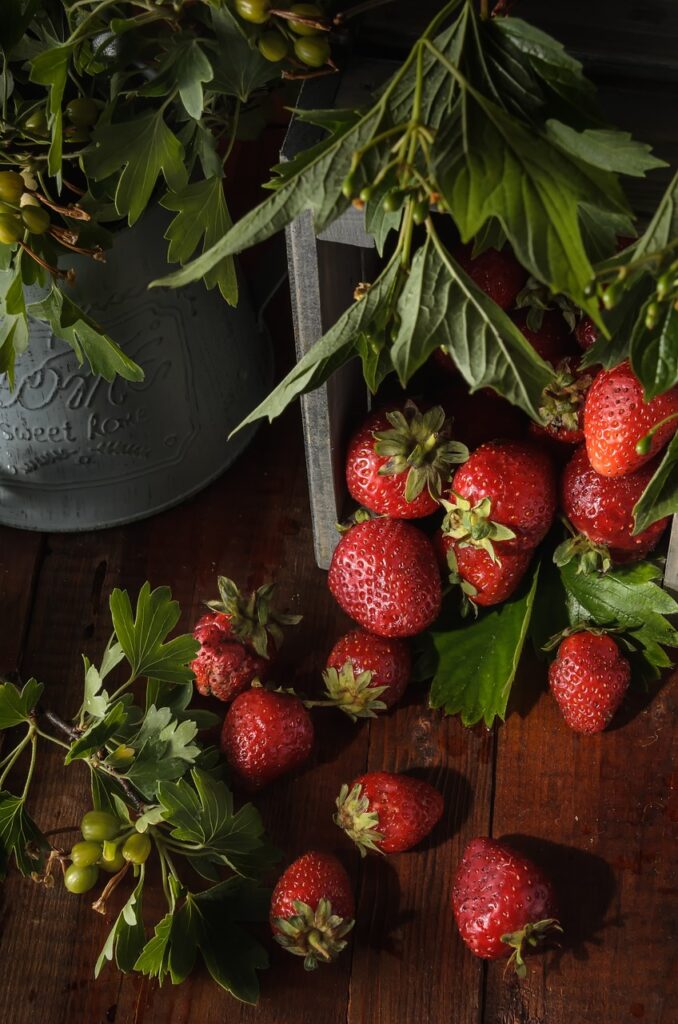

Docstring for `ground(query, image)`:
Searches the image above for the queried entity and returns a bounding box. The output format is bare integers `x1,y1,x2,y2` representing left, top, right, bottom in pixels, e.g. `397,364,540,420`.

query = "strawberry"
452,836,560,975
583,361,678,477
192,576,301,702
345,402,467,518
443,441,556,556
335,771,443,855
511,310,579,368
435,530,533,607
575,315,598,352
323,629,411,718
220,687,314,790
270,851,355,970
442,382,527,449
529,362,595,446
549,631,631,734
328,517,441,637
453,244,527,310
558,445,669,567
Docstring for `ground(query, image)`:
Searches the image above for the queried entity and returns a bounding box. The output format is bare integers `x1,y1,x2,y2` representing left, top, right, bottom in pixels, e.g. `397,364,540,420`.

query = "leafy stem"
221,99,241,169
21,734,38,801
0,727,34,789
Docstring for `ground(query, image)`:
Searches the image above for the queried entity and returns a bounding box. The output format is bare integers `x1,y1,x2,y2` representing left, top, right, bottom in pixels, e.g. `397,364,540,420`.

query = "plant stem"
333,0,397,24
480,0,490,18
21,734,38,800
41,708,79,740
91,861,131,914
67,0,125,43
0,728,33,789
91,759,148,813
221,100,241,170
34,727,70,750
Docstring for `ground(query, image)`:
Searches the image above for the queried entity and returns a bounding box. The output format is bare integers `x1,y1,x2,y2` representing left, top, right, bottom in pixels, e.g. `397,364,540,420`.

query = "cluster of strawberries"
189,244,678,976
190,580,560,972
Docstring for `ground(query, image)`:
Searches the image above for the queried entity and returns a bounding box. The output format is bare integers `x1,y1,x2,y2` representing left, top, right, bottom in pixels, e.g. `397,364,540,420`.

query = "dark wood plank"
483,657,678,1024
346,697,494,1024
0,528,44,673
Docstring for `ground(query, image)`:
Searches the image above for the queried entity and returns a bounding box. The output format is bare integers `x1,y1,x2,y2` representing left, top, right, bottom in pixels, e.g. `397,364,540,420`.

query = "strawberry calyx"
542,623,613,653
538,363,594,433
553,531,612,575
440,494,515,561
373,402,468,503
500,917,563,978
273,897,355,971
206,576,301,658
442,544,480,617
322,663,389,721
334,782,384,857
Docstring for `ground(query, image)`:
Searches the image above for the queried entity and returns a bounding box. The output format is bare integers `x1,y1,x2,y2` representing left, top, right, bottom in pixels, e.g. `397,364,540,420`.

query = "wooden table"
1,291,677,1024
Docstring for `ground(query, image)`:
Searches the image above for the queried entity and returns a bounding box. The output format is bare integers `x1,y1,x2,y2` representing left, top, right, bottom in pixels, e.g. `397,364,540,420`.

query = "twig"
333,0,396,24
92,758,149,813
41,708,79,741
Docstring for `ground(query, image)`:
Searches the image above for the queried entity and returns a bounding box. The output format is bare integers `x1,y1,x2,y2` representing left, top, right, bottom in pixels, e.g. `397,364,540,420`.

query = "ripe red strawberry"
575,315,598,352
511,310,579,368
443,441,556,555
345,402,467,518
220,687,314,790
584,361,678,476
192,577,301,702
435,530,533,607
442,382,527,449
559,445,669,566
323,629,411,718
453,244,527,310
270,851,355,970
549,631,631,734
452,837,560,975
335,771,443,855
328,518,441,637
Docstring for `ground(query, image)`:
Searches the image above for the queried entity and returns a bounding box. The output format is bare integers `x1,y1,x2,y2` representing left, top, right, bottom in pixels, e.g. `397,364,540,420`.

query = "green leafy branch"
0,582,277,1004
152,0,662,434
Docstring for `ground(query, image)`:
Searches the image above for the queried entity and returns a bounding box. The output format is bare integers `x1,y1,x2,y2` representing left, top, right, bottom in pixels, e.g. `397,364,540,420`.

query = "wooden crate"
283,31,678,581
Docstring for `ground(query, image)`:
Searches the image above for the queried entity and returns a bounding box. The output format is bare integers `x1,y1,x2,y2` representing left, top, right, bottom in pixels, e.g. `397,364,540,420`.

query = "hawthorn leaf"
0,678,43,730
84,112,187,225
161,178,237,304
109,583,199,683
392,232,555,418
545,122,667,177
0,792,47,877
27,286,143,382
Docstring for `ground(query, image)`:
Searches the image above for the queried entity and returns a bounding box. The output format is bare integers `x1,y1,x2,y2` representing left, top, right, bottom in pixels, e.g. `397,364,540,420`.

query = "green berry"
98,847,125,873
65,98,98,128
258,31,289,62
341,172,357,200
0,171,24,205
235,0,271,24
383,190,404,213
359,186,373,203
64,863,99,894
70,840,103,867
645,300,661,330
412,199,428,224
24,108,47,132
80,810,120,842
21,205,50,235
122,833,152,865
601,283,620,311
0,212,23,245
290,3,324,35
293,34,330,68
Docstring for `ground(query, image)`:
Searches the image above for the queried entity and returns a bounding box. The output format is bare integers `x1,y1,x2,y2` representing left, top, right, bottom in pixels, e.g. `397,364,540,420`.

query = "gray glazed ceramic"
0,206,272,531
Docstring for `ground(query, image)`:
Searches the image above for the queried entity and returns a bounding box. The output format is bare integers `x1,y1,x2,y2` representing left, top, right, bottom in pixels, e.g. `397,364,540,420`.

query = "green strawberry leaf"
109,583,199,684
84,112,187,226
161,178,237,304
428,564,539,727
0,678,43,730
633,431,678,534
27,286,144,383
